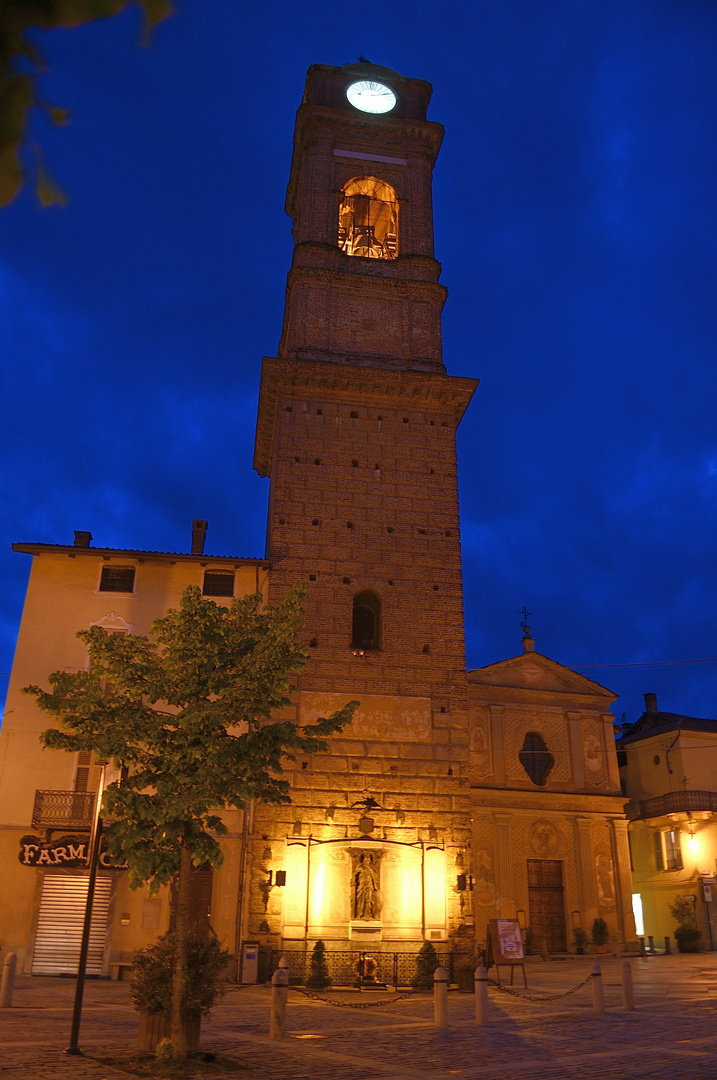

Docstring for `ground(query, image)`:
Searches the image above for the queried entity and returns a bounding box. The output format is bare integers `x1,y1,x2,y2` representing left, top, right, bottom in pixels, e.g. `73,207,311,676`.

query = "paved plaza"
2,955,717,1079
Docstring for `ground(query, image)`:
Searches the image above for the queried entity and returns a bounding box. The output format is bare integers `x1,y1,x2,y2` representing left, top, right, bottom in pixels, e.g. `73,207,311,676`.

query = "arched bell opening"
338,177,398,260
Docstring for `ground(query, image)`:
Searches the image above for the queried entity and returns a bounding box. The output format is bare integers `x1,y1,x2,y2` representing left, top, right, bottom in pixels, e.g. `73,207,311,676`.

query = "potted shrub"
591,918,609,953
410,941,439,991
130,930,231,1053
669,896,701,953
573,927,588,955
305,939,332,989
523,927,535,956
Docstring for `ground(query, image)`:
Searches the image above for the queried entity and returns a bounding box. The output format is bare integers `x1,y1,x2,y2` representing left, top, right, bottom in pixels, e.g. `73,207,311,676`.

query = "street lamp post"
64,763,106,1056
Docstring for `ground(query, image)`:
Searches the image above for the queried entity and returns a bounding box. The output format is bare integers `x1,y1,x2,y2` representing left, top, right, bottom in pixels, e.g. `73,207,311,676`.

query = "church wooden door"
527,859,567,953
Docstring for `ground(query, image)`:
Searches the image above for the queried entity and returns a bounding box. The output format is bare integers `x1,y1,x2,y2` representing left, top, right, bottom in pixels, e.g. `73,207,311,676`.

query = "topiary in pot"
591,918,609,952
305,939,332,989
411,941,439,991
669,895,701,953
130,930,231,1052
573,927,588,955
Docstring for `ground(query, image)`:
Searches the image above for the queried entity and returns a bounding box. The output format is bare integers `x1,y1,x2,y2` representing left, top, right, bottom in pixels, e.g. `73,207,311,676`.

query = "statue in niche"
352,851,383,920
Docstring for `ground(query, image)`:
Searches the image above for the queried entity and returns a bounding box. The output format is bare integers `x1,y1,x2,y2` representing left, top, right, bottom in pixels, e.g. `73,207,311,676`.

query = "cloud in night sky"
2,0,717,724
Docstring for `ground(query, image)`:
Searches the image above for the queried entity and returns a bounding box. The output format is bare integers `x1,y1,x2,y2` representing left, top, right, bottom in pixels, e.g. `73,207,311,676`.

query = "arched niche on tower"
338,177,398,260
351,589,381,652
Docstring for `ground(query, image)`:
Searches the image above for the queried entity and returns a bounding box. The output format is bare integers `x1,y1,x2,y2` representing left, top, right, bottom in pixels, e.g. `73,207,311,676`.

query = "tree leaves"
25,582,358,893
0,1,173,207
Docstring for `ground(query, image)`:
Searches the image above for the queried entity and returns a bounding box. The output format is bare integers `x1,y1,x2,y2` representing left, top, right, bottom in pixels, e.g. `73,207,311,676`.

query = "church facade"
0,61,637,980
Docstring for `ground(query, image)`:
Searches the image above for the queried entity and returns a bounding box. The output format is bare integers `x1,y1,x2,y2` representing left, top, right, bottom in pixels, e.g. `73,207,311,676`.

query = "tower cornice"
253,357,478,477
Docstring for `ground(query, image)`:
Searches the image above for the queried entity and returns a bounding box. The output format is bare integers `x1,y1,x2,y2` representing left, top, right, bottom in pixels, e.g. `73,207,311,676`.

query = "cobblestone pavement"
2,956,717,1079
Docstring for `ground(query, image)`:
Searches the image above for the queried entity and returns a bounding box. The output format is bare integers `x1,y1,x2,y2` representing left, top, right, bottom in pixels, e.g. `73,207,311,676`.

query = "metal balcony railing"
631,789,717,821
32,790,96,830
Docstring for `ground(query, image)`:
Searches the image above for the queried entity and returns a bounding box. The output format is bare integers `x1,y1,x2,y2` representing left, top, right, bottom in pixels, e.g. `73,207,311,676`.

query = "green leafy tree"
25,582,357,1056
305,939,331,990
0,0,172,208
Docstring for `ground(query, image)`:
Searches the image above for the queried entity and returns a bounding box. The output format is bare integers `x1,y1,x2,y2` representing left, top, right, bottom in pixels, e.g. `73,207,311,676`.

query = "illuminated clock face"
346,80,397,115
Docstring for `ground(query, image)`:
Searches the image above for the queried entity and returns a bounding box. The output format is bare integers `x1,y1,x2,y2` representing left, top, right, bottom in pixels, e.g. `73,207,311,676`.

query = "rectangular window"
99,566,135,593
74,751,101,793
664,829,683,871
653,831,664,871
203,570,234,597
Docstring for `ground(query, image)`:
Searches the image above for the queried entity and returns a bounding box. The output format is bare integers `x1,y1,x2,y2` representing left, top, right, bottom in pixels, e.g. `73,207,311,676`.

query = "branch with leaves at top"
0,0,172,208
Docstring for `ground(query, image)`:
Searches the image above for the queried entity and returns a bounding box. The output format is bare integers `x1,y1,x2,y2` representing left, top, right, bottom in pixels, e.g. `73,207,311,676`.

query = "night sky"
2,1,716,726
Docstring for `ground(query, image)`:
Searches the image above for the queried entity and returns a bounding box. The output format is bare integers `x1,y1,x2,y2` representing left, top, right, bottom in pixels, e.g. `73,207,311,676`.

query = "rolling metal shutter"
32,874,112,976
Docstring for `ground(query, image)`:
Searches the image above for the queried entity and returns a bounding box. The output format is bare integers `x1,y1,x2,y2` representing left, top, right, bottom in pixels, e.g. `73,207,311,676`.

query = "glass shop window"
352,590,381,651
338,176,398,260
99,566,135,593
202,570,235,598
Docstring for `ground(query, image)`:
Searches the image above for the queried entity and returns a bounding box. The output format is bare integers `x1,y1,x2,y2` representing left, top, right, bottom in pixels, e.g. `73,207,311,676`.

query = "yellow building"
619,693,717,951
468,628,637,953
0,523,268,976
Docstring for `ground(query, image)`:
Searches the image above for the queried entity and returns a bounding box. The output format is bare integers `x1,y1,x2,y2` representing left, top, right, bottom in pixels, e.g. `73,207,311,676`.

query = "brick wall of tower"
247,63,478,951
268,393,467,698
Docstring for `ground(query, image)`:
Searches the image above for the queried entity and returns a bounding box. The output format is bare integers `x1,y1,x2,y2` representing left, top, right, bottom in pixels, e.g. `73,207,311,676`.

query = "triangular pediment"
468,651,616,700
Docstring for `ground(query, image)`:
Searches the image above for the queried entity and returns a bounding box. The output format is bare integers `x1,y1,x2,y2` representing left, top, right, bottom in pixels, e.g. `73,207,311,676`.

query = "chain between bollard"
291,986,417,1008
487,973,593,1002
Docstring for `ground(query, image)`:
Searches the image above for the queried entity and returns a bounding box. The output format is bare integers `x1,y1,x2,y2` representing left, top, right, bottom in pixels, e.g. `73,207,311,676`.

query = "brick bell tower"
249,62,479,955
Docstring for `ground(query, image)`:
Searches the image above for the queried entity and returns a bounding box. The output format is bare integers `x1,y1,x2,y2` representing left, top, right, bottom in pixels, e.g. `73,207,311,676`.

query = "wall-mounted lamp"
455,850,465,869
428,826,438,842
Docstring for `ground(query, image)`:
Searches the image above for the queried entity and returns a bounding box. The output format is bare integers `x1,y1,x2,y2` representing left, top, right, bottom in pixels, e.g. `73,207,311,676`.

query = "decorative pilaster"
610,818,638,947
566,712,585,790
489,706,506,785
493,813,514,918
574,816,598,927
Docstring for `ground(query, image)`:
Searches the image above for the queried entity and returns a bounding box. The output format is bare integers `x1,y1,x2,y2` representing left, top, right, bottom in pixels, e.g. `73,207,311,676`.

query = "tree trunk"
170,842,192,1058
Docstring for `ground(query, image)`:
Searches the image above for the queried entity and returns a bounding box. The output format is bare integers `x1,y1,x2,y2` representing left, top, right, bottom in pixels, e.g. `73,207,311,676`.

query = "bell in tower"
250,61,478,954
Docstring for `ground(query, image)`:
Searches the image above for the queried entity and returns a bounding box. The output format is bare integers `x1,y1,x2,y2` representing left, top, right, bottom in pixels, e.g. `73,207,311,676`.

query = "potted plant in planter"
130,930,231,1054
305,940,332,989
410,941,439,991
573,927,588,955
669,896,701,953
591,918,609,953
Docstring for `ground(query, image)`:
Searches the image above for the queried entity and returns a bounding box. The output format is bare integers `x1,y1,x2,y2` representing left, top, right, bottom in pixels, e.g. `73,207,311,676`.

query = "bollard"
433,965,448,1029
474,965,489,1025
664,935,671,955
591,962,604,1015
638,936,646,956
0,953,17,1009
269,961,289,1039
621,960,635,1012
647,935,654,952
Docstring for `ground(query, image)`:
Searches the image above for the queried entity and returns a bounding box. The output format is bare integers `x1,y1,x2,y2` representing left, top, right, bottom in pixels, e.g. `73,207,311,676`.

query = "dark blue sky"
2,0,716,724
